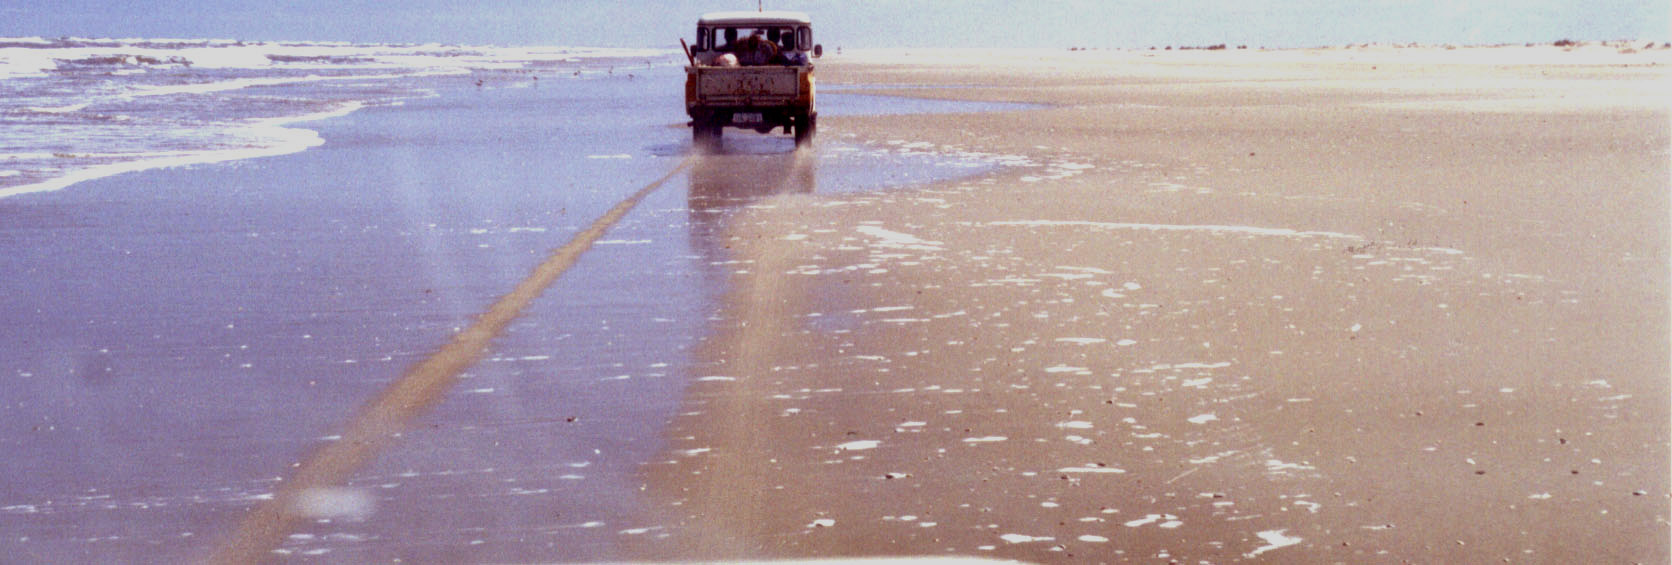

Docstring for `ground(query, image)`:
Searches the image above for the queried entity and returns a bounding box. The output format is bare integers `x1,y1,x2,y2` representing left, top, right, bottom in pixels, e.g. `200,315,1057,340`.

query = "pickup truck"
684,11,822,150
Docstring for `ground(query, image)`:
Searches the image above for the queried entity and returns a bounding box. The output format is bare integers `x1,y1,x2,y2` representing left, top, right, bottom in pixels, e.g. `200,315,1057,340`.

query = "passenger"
720,28,739,51
768,29,799,65
735,30,779,66
708,28,742,66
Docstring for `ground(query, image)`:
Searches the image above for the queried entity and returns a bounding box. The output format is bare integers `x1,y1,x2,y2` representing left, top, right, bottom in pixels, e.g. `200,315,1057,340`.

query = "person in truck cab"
765,28,805,65
734,29,779,66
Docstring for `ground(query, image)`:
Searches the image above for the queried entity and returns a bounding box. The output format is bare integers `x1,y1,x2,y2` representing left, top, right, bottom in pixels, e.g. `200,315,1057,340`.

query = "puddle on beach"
676,90,1050,212
683,135,998,201
667,89,1036,200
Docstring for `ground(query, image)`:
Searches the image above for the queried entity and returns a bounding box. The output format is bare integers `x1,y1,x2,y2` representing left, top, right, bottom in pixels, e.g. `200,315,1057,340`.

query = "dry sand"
631,45,1670,563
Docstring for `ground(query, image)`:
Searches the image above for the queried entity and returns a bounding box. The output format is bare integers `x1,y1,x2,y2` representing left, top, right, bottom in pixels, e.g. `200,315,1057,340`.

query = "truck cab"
685,11,821,150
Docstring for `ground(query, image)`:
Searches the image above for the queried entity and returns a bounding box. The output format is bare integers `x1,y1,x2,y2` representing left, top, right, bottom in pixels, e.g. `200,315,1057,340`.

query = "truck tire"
693,117,722,152
794,112,816,147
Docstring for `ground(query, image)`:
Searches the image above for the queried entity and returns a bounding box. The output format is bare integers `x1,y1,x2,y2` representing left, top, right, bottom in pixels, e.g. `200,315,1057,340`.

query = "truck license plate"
733,113,763,124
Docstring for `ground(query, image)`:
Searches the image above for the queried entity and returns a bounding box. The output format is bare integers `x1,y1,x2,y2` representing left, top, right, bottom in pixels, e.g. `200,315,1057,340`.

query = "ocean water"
0,37,678,199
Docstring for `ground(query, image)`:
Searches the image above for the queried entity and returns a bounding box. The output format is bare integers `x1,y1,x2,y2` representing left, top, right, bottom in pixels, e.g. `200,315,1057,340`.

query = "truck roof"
698,10,812,26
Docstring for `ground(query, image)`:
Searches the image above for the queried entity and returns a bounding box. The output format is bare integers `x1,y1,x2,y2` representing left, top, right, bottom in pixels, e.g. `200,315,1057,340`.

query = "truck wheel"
794,112,816,147
693,118,722,152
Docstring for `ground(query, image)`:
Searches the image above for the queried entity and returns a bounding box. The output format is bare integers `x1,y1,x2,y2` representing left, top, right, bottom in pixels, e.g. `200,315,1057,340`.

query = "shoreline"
634,45,1670,562
0,39,684,203
0,101,362,200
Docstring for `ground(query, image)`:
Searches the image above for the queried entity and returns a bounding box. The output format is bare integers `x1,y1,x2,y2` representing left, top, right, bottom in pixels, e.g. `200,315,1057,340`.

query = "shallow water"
0,58,1028,562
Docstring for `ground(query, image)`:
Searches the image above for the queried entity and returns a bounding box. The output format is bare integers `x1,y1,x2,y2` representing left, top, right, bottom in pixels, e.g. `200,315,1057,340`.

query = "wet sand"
0,78,716,562
0,65,1032,561
635,46,1671,562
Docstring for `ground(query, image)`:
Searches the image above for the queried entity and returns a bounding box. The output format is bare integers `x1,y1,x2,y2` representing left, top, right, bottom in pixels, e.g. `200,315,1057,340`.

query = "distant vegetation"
1143,44,1247,51
1548,39,1672,52
1068,39,1669,53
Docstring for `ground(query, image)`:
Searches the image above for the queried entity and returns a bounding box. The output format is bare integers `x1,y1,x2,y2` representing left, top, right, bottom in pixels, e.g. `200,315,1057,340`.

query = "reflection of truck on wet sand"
683,11,822,151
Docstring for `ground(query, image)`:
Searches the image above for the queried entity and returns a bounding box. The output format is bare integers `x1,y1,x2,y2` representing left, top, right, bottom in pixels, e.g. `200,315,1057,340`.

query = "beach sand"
631,45,1670,562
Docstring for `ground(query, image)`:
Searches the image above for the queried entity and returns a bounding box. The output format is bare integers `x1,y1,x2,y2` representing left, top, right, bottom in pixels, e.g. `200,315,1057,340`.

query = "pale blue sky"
3,1,1666,48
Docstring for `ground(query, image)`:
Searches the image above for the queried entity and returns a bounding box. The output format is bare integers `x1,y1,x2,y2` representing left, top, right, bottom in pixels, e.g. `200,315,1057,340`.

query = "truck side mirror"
813,44,823,58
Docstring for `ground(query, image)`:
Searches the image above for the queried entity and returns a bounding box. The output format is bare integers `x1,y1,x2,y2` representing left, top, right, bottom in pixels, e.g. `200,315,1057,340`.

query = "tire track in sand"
209,156,694,564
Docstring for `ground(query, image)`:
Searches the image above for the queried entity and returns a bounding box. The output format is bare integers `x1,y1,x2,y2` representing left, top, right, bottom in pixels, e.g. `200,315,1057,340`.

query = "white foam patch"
836,440,881,451
130,72,429,98
1057,266,1114,274
1246,529,1304,557
983,220,1466,256
1059,466,1126,474
988,219,1360,240
1187,413,1219,424
856,225,944,251
1173,362,1231,369
1266,459,1315,474
1123,513,1177,527
19,102,89,113
289,487,375,521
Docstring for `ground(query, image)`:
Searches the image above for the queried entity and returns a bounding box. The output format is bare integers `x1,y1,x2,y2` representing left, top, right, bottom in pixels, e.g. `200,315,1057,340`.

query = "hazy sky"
3,0,1667,48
